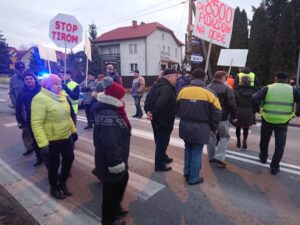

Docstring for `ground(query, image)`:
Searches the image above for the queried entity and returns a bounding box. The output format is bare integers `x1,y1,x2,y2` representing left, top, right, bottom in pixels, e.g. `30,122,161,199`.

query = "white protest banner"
193,0,235,48
49,13,83,49
217,49,248,67
84,33,92,61
37,45,57,62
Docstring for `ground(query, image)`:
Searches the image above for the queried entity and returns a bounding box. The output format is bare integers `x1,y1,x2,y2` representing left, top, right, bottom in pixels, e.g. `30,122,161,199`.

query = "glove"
71,133,78,142
108,162,126,174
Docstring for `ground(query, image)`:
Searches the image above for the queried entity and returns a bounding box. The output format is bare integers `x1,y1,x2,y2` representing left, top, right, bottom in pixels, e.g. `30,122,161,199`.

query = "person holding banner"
59,70,80,123
234,76,258,150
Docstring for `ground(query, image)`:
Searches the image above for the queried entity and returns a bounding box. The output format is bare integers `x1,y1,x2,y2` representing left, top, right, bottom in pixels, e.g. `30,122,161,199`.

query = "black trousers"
48,138,74,187
102,172,129,224
259,119,288,169
84,104,93,126
152,123,172,169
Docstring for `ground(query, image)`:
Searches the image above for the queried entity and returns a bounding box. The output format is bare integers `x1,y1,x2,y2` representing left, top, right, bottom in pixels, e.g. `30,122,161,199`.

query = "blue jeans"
184,142,203,183
133,96,143,117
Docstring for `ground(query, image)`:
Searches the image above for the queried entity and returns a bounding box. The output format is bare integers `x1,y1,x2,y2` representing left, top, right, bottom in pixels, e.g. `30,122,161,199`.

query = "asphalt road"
0,88,300,225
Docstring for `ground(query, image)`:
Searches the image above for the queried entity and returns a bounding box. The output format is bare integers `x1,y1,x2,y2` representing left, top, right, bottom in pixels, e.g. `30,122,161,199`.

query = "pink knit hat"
41,74,61,89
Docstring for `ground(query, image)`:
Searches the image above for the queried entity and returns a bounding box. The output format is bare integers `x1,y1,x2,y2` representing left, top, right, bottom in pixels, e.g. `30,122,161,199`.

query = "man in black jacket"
207,71,237,168
16,71,42,166
144,69,178,172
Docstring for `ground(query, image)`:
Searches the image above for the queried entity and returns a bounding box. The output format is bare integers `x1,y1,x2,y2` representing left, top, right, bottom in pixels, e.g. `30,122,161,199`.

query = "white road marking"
78,118,300,176
226,150,300,170
75,151,165,201
3,122,17,127
0,98,7,102
77,115,180,129
0,158,101,225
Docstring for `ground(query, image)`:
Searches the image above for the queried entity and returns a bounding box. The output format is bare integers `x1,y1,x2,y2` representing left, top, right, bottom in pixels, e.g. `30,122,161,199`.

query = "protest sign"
193,0,235,48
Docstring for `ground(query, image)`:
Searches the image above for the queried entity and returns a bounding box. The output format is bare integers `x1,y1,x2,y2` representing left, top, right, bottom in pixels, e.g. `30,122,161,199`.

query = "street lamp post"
297,46,300,87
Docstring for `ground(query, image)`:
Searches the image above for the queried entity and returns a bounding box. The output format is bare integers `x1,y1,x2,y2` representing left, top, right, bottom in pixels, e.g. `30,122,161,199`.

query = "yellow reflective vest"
62,80,79,114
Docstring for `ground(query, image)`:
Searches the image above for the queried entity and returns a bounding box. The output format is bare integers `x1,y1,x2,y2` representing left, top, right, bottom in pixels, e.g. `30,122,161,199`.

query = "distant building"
93,20,183,86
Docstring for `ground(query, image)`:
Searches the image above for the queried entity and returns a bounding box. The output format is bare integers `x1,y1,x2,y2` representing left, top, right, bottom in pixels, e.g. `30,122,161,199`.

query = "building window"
168,46,170,56
129,44,137,54
130,63,138,72
175,48,177,57
162,32,165,41
163,45,165,53
110,47,119,54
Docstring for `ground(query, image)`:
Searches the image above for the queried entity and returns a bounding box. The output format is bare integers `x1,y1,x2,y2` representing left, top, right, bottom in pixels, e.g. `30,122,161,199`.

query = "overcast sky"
0,0,262,52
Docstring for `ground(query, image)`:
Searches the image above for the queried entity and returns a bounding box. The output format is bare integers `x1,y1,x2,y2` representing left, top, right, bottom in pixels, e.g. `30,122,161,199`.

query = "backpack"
144,82,160,113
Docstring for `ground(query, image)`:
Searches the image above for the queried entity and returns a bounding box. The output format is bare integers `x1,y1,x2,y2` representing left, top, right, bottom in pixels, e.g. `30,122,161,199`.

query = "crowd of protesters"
9,61,300,225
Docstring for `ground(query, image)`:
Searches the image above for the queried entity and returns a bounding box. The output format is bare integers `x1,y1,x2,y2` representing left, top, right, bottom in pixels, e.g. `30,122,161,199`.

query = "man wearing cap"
105,64,121,84
59,70,80,123
15,71,43,163
253,71,300,175
144,68,178,172
131,70,145,119
9,61,26,108
80,71,97,129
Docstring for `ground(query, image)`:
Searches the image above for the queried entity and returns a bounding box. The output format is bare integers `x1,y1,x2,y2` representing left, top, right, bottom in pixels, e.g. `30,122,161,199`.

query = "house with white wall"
93,20,183,86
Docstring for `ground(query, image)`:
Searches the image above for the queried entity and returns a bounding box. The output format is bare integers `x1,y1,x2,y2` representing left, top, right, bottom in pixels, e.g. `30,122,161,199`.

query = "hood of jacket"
155,77,176,89
40,87,67,102
191,79,207,87
22,83,41,94
92,92,123,113
235,86,256,97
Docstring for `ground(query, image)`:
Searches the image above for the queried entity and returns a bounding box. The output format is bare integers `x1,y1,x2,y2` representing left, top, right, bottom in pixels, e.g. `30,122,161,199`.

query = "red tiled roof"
94,22,184,46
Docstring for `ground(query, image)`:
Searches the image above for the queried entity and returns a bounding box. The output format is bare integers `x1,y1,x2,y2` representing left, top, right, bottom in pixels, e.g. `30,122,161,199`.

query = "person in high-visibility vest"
253,71,300,175
234,67,260,88
59,70,80,124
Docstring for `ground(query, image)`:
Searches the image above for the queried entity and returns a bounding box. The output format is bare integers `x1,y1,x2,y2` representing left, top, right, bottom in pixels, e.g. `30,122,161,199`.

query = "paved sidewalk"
0,185,39,225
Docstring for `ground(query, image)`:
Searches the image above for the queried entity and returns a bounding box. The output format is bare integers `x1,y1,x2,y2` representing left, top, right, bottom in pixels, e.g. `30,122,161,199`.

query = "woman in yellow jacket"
31,74,77,200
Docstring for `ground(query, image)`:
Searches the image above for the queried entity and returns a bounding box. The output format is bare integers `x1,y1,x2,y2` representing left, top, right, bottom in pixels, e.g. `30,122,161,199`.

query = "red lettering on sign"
196,25,205,35
66,23,72,32
55,21,60,30
61,21,66,31
72,35,78,43
208,29,226,44
61,32,66,41
73,25,78,33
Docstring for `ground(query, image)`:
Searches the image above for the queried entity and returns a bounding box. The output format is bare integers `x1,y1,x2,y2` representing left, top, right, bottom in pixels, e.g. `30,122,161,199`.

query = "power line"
97,1,186,31
97,0,174,29
177,0,188,35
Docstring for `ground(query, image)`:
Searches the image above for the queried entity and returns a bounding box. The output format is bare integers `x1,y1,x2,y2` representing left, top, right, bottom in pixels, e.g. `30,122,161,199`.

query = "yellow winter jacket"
31,88,77,148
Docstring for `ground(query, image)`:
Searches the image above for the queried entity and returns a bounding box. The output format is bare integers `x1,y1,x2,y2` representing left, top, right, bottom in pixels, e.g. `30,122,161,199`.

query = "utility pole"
185,0,193,72
297,46,300,87
186,0,213,80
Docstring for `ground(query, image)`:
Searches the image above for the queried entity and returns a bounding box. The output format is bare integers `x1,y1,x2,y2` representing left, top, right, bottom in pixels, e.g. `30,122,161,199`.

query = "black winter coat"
91,94,130,183
16,84,41,126
207,80,237,121
144,78,176,131
234,86,257,126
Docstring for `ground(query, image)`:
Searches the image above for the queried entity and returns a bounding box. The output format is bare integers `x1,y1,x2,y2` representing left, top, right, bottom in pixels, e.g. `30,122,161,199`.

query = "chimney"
141,22,145,25
132,20,137,28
